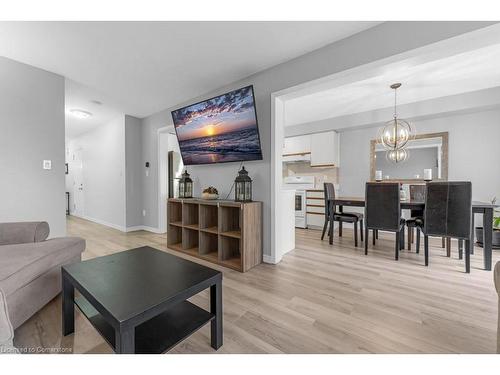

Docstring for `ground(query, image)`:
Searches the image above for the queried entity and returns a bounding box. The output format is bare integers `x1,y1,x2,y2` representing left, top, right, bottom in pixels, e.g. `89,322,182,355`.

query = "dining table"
330,196,498,271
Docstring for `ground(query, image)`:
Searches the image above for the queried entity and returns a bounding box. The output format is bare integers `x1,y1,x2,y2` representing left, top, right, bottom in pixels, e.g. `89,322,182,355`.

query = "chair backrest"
365,182,401,231
423,181,472,239
409,184,425,201
323,183,335,216
409,184,426,217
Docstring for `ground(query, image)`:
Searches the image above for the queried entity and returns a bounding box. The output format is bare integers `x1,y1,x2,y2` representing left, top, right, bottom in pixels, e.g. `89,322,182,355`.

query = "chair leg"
339,221,343,237
458,239,463,260
416,228,420,254
441,237,445,248
328,215,334,245
446,237,451,257
354,221,358,247
372,229,376,245
375,230,379,239
411,228,414,243
364,226,369,255
470,214,475,255
360,220,364,242
424,235,429,266
400,226,405,251
465,239,471,273
407,227,412,251
321,217,328,241
395,231,400,260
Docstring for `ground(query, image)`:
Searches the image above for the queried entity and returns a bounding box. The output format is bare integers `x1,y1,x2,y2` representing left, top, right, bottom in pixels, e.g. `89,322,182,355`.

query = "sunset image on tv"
171,86,263,165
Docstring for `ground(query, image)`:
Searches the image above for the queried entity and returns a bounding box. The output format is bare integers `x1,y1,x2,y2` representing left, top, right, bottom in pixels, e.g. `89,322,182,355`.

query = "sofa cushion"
0,287,14,352
0,237,85,297
0,222,50,246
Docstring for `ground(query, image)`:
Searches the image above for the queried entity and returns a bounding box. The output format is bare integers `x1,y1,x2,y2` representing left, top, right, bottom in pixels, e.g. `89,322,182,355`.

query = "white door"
72,148,85,217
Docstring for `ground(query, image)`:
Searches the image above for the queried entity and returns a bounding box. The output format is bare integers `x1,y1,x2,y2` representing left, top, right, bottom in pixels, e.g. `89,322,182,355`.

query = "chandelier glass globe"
378,118,414,150
386,148,409,163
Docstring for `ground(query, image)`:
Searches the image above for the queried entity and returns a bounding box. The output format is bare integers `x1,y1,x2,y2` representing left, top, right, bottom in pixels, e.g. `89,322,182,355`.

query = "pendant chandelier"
377,83,415,163
386,148,409,163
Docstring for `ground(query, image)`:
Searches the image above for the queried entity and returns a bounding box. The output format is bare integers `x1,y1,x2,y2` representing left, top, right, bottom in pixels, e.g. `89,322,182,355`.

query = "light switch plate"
43,160,52,170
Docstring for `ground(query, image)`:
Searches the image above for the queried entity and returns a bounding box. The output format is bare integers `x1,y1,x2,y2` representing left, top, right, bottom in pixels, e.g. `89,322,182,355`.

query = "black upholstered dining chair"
364,182,406,260
406,184,449,255
321,183,364,247
421,181,472,272
405,184,425,252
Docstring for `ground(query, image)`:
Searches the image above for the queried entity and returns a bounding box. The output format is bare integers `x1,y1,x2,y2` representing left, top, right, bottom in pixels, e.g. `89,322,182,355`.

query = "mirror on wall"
370,132,448,182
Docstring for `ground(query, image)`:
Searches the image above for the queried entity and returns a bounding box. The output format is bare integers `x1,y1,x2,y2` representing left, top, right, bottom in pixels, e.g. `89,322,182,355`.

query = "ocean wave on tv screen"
179,127,262,164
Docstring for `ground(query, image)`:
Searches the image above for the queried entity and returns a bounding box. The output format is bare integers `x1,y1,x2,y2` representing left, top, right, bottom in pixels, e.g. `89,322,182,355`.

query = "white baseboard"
74,214,128,232
263,254,280,264
71,214,165,234
126,225,165,234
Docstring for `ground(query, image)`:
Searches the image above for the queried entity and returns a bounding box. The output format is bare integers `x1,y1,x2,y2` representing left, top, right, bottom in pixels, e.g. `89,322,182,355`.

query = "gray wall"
125,115,143,227
0,57,66,237
339,108,500,208
67,116,127,229
140,22,494,256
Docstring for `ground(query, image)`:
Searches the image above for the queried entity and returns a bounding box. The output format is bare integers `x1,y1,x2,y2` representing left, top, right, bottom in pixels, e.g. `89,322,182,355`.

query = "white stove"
283,176,315,228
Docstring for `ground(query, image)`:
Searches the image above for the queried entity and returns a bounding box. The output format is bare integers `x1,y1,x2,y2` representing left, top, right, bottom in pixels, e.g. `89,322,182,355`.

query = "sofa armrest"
0,222,50,246
0,288,15,353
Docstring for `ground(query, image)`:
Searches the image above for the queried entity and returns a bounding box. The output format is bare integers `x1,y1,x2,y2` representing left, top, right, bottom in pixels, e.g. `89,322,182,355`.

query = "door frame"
157,125,176,233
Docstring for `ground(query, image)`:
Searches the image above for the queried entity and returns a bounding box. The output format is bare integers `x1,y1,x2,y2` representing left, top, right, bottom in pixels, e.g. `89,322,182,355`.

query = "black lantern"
234,166,252,202
179,170,193,198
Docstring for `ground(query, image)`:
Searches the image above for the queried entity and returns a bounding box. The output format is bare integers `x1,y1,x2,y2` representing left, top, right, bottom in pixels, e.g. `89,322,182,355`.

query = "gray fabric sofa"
0,222,85,336
495,261,500,354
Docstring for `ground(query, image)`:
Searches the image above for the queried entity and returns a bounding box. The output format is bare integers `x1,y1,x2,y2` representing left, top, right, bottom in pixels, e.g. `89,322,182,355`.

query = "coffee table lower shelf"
75,296,214,354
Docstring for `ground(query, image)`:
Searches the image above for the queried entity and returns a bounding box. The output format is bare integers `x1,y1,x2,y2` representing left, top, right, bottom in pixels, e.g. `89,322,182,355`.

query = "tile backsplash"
283,163,338,188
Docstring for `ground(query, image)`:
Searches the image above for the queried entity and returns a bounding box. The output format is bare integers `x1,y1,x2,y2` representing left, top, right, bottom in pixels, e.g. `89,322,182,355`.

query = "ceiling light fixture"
377,83,415,151
69,109,93,119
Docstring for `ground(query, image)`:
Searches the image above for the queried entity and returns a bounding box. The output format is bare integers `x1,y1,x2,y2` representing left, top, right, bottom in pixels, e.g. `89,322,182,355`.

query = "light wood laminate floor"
14,216,499,353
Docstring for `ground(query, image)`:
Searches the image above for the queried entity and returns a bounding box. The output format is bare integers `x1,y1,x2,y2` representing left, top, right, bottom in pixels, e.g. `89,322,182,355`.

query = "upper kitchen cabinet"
310,131,339,167
283,134,311,155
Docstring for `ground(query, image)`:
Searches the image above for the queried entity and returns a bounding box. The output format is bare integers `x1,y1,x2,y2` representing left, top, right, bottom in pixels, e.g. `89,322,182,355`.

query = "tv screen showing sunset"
171,85,263,165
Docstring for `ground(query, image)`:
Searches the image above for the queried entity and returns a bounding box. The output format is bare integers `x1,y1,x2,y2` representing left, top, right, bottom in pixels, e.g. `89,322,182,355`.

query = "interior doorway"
72,148,85,217
158,126,183,233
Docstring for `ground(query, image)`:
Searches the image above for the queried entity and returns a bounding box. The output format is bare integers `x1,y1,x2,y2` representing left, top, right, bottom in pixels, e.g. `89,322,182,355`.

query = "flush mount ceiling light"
69,109,93,119
377,83,415,151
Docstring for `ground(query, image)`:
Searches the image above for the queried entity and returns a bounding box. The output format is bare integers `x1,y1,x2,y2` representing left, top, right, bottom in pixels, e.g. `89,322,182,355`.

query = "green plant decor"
492,197,500,230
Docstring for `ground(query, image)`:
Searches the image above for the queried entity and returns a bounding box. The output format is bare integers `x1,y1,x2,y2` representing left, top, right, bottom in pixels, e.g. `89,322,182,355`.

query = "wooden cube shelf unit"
167,198,262,272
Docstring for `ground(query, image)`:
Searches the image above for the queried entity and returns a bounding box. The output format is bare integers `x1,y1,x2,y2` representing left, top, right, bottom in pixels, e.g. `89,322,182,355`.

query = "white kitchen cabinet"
310,131,339,167
283,134,311,155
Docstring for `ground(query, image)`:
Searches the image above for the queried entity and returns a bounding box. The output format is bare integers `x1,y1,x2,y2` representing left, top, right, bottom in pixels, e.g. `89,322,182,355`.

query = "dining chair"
322,183,364,247
364,182,406,260
421,181,472,272
406,184,425,252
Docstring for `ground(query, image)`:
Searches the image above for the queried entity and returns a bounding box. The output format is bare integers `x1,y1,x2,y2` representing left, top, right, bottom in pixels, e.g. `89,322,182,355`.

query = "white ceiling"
65,80,123,138
284,42,500,127
0,21,380,124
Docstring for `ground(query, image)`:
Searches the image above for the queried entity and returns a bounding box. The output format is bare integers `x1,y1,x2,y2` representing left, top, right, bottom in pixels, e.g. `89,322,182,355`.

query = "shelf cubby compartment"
219,235,241,270
182,227,199,252
220,205,241,238
168,201,183,227
199,204,218,233
182,202,199,229
167,224,182,250
199,231,219,263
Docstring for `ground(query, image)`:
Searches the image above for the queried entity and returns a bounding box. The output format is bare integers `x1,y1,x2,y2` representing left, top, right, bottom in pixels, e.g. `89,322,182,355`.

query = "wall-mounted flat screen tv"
171,85,263,165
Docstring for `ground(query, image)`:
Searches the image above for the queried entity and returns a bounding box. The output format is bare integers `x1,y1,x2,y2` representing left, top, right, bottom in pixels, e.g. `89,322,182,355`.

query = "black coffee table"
61,246,222,354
